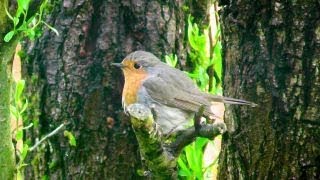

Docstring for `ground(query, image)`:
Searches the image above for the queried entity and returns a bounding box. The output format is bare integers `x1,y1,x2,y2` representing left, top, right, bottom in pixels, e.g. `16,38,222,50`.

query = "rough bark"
218,0,320,179
23,0,187,178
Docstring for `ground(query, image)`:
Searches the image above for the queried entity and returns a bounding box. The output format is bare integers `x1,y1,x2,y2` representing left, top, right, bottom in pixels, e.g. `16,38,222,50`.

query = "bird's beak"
111,63,124,68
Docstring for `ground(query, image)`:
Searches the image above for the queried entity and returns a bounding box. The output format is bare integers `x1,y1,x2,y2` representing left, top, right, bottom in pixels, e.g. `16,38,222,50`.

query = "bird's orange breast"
122,70,148,107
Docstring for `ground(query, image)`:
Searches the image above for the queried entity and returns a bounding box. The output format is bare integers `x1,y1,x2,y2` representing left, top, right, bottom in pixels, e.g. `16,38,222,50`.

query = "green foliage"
4,0,58,42
10,80,30,178
165,54,178,67
176,14,223,179
178,138,209,179
11,79,73,178
187,15,222,94
64,130,77,147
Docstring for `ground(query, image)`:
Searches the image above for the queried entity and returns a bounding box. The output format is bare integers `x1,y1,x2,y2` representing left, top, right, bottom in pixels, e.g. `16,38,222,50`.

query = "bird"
112,51,256,135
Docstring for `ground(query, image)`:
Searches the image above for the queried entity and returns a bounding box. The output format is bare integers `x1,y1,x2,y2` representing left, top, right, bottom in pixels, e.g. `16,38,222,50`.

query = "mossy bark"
127,104,226,179
0,0,18,179
0,40,17,180
218,0,320,179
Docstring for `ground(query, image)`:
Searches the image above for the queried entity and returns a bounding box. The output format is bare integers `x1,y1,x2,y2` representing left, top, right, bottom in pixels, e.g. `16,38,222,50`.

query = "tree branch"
29,123,65,152
127,103,227,178
127,104,177,178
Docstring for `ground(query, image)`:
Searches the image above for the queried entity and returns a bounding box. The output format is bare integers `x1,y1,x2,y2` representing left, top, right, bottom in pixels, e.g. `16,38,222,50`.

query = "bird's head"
111,51,160,75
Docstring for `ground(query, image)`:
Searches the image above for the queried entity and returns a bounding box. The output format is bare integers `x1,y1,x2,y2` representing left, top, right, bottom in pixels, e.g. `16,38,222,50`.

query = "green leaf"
17,170,23,180
41,175,49,180
4,31,15,42
16,130,23,141
178,157,192,176
27,29,36,40
17,0,31,11
20,99,28,114
213,41,222,79
185,144,197,172
33,118,39,128
13,17,20,26
15,80,25,105
137,169,146,176
20,144,29,162
165,54,178,67
64,130,77,147
10,105,19,118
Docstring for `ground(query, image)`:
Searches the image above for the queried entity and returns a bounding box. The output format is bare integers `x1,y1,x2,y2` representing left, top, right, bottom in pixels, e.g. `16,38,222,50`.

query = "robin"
112,51,256,135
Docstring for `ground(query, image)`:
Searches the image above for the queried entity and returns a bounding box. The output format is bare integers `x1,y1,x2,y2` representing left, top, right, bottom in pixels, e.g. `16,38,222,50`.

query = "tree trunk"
24,0,188,178
0,0,19,178
0,37,17,180
218,0,320,179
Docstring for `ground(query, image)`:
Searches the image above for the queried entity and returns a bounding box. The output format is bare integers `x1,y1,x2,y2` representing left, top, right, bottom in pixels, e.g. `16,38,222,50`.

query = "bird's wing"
154,64,257,107
142,75,215,117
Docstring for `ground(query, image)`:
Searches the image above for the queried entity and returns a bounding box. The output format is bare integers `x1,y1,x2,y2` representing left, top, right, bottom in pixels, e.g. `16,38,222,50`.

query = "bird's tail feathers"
209,95,257,107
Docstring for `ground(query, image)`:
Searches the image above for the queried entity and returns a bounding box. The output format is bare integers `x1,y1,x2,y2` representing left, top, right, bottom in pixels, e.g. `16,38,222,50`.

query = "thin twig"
22,123,33,130
29,123,65,151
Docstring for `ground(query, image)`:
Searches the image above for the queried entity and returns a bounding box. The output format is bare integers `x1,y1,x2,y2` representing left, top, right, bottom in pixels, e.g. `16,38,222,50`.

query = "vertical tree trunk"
219,0,320,179
0,38,17,180
0,0,18,178
24,0,187,178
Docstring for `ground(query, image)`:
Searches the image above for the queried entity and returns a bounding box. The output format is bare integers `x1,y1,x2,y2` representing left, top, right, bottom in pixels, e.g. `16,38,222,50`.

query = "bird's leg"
194,105,205,134
150,103,158,121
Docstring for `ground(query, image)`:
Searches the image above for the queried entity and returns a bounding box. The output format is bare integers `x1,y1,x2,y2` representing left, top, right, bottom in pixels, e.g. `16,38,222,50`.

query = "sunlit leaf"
178,157,192,176
17,0,31,11
20,144,29,162
20,99,28,114
10,105,19,118
15,80,25,105
16,130,23,141
64,130,77,147
4,31,15,42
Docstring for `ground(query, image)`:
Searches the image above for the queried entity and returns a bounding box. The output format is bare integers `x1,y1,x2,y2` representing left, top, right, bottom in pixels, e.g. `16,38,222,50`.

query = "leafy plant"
10,80,30,179
4,0,59,42
11,79,75,179
165,54,178,67
176,14,223,179
178,138,209,179
187,15,222,94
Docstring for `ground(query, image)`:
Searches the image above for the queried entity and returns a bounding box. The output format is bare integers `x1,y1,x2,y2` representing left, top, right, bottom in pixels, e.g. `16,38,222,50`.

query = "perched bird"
112,51,256,135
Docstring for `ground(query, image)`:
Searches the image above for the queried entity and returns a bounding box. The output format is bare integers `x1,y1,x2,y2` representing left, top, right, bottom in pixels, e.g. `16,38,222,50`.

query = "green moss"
0,0,9,38
0,37,19,180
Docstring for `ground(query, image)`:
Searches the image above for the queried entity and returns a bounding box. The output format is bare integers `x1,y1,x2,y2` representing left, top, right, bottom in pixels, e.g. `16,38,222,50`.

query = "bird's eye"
133,63,141,69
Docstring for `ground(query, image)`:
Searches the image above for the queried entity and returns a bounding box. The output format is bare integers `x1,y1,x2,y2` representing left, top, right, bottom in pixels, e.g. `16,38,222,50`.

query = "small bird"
112,51,256,135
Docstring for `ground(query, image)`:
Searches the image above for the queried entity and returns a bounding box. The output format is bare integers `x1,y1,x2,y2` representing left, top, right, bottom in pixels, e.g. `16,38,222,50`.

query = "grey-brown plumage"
116,51,256,134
